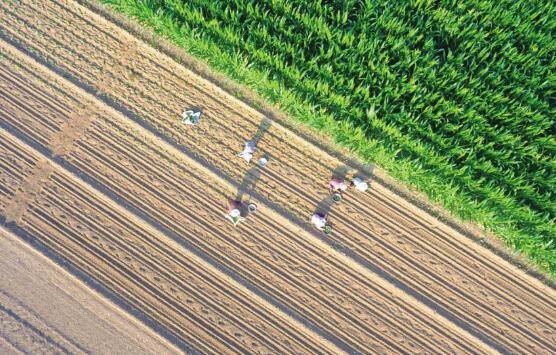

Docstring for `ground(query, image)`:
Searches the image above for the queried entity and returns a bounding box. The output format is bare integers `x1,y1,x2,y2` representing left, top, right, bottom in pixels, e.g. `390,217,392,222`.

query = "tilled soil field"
0,0,555,353
0,227,180,354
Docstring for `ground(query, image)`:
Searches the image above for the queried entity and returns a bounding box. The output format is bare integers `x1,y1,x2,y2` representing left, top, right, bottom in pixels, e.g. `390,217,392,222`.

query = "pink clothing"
227,199,242,214
329,178,347,193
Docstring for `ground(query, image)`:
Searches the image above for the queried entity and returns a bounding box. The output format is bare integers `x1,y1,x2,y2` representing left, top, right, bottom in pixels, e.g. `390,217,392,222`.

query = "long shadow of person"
236,117,272,202
331,164,350,182
238,118,272,163
236,164,261,205
249,117,272,147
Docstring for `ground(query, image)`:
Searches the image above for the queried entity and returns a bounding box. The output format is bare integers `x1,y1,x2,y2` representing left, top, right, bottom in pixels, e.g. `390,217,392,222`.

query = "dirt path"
0,226,180,354
0,0,555,353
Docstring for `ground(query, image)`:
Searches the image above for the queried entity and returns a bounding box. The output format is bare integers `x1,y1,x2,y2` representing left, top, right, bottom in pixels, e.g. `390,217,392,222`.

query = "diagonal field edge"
0,29,501,353
73,0,555,286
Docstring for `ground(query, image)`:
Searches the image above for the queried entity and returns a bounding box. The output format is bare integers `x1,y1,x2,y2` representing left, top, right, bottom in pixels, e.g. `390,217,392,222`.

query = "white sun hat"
258,157,267,168
229,209,241,218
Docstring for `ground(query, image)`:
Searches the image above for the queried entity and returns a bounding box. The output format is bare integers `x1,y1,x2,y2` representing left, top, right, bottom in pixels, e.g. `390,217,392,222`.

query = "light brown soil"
0,0,555,353
0,226,180,354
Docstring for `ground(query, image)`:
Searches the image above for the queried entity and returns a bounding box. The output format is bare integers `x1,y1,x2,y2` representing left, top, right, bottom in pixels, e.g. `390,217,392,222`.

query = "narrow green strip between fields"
97,0,556,275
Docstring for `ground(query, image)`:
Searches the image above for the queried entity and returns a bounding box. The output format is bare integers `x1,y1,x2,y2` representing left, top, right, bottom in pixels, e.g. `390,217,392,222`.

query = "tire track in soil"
0,129,342,354
0,35,486,354
1,0,553,354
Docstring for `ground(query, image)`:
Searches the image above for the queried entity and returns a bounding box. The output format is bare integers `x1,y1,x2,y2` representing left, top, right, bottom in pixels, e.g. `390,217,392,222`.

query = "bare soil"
0,0,555,353
0,227,180,354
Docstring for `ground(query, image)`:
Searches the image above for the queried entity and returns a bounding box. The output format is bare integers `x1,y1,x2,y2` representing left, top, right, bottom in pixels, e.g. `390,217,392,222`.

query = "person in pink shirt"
329,177,347,201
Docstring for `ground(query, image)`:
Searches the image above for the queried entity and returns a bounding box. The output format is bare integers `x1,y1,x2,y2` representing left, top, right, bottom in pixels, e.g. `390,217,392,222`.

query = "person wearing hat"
238,141,256,163
182,110,202,125
329,177,347,201
225,199,245,226
311,213,332,234
350,177,369,192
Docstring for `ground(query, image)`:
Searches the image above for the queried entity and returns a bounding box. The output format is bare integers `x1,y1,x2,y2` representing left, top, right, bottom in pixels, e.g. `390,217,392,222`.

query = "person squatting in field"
225,199,245,226
329,176,369,199
350,177,369,192
182,110,202,125
238,141,257,163
226,199,258,225
329,177,348,201
311,213,331,234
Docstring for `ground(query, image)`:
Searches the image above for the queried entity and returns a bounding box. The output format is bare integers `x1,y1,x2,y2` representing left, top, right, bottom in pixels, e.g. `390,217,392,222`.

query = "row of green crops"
99,0,556,274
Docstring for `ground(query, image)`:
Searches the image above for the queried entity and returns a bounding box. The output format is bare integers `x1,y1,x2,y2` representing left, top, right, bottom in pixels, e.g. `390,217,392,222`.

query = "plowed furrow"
39,178,281,355
347,187,556,328
68,126,407,353
0,132,341,354
1,34,500,354
44,0,265,130
20,208,222,354
0,3,265,178
0,95,59,148
364,188,555,315
368,184,555,304
1,0,554,353
0,63,75,117
0,137,37,213
331,220,541,352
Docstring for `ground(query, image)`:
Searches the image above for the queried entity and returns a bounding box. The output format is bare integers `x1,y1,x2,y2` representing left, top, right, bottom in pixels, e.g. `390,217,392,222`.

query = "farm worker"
329,177,348,195
226,199,245,226
311,213,327,230
238,141,256,163
182,110,201,125
351,177,369,192
311,213,332,234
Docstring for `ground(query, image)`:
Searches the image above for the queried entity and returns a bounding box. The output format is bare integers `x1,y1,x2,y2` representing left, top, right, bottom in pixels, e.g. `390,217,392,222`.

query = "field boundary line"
0,35,499,353
0,41,348,353
73,0,554,287
0,124,347,354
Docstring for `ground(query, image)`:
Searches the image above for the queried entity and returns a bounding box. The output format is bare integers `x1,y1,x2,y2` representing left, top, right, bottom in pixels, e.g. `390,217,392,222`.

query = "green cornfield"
100,0,556,274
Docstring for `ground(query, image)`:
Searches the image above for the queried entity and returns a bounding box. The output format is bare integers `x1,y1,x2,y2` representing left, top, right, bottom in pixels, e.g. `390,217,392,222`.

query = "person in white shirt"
238,141,256,163
182,110,202,125
350,177,369,192
311,213,331,234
